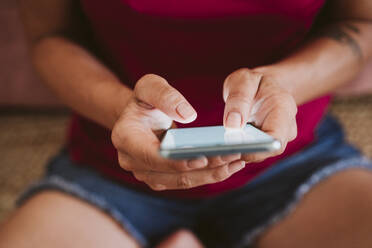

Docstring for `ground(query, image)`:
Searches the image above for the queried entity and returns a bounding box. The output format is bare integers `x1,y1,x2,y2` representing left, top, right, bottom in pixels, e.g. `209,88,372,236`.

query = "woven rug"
0,97,372,222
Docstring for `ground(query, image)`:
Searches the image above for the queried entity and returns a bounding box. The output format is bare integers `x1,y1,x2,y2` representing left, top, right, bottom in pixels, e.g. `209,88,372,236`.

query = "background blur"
0,1,371,223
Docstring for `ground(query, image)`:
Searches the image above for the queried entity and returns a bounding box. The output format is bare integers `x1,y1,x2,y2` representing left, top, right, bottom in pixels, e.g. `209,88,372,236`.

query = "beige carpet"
0,112,68,221
0,97,372,223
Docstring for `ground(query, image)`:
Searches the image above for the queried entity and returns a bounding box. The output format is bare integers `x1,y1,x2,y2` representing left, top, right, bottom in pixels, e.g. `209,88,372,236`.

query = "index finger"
223,69,262,129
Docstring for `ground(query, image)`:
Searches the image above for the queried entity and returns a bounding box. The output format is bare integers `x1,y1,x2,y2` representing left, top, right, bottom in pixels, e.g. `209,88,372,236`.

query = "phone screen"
160,124,275,150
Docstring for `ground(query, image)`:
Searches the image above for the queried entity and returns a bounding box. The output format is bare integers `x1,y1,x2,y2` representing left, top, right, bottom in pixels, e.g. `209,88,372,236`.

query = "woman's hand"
223,68,298,163
112,74,245,191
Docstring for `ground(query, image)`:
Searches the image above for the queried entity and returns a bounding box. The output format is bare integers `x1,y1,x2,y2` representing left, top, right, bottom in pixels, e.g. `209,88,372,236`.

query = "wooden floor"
0,96,372,223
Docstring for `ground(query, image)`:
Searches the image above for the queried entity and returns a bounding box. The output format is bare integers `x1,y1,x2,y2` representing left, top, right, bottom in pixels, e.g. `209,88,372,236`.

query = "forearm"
258,21,372,105
32,36,132,129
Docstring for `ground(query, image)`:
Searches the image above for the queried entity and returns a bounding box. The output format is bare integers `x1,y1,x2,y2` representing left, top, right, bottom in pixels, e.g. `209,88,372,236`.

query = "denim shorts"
18,115,372,248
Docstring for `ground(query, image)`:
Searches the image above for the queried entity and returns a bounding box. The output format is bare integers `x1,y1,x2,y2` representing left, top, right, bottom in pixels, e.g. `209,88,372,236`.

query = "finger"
220,153,241,162
258,100,296,156
135,74,197,123
187,156,209,169
207,156,226,168
113,116,208,173
241,152,267,163
241,102,296,163
239,108,288,163
134,160,246,190
207,154,241,168
241,147,286,163
118,150,208,173
265,105,295,138
223,69,262,129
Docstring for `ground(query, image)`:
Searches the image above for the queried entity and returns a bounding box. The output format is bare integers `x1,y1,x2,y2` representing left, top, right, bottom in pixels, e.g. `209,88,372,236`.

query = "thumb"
134,74,197,123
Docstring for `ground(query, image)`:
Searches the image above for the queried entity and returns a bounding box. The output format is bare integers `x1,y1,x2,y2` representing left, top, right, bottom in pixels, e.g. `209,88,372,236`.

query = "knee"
287,169,372,224
156,229,204,248
325,169,372,209
258,168,372,248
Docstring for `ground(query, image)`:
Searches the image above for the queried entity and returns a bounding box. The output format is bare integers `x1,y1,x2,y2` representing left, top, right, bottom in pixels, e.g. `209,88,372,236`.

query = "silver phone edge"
159,139,281,159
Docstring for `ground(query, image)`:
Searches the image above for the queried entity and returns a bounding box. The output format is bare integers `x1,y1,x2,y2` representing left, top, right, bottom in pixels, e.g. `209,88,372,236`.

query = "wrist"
253,65,293,92
113,87,134,126
253,63,305,105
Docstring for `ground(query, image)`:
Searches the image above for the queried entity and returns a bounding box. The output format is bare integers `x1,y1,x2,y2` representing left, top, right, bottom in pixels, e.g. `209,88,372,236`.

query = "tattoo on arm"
317,23,362,60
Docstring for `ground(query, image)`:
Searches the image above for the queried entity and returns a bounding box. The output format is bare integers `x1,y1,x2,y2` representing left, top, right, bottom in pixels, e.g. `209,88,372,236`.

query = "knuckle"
146,182,157,190
141,73,158,81
208,157,224,167
233,68,251,78
134,75,149,93
111,127,128,151
133,172,145,182
148,184,157,190
149,183,167,191
111,130,121,149
242,153,256,162
212,166,230,182
174,161,190,172
235,68,250,74
117,153,132,171
225,69,242,87
225,69,262,104
135,172,167,191
177,174,193,189
135,74,167,96
236,68,262,82
137,74,162,86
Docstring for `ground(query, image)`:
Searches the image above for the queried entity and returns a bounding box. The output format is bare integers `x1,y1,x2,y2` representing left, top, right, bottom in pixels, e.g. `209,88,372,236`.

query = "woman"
1,0,372,247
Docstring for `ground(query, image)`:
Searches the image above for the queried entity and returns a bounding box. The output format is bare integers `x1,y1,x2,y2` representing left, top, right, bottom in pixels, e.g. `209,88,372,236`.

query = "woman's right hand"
111,74,245,191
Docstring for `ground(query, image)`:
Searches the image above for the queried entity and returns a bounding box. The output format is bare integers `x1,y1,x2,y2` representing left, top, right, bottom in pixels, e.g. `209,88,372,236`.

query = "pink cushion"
0,1,60,107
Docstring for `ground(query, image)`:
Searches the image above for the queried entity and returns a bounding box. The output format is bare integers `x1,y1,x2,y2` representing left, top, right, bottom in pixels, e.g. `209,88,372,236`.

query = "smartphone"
159,124,281,159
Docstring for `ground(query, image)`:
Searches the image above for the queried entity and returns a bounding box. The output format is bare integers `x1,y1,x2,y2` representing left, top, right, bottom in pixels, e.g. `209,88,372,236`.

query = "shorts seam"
17,175,148,247
236,156,372,248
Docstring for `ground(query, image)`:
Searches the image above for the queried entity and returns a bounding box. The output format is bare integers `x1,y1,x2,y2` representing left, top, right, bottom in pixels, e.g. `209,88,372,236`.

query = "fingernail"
188,157,208,169
228,161,245,173
177,102,196,120
226,112,242,128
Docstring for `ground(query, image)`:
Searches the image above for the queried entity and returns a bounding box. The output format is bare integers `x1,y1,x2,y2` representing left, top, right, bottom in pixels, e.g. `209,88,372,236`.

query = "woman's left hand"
223,68,298,163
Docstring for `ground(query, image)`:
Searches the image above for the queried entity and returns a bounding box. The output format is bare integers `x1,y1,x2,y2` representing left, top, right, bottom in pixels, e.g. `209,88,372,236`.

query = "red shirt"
68,0,330,198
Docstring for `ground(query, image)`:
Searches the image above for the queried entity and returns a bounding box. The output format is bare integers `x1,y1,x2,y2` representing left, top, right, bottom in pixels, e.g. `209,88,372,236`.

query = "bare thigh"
257,168,372,248
0,191,139,248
